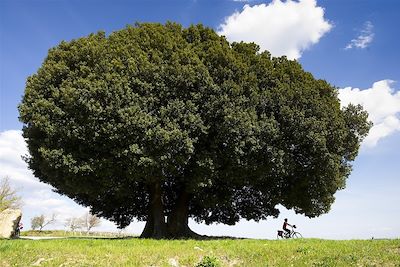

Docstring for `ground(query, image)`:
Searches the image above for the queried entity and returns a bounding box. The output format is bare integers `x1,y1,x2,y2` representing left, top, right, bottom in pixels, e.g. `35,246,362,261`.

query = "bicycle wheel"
292,232,302,238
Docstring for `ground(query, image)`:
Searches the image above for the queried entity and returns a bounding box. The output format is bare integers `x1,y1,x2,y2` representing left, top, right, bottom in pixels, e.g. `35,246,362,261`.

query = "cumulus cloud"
339,80,400,147
218,0,332,59
345,21,374,50
0,130,46,188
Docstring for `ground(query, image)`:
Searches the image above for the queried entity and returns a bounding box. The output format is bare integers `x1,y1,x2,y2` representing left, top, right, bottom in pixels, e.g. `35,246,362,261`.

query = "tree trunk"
140,182,168,239
140,183,201,239
167,191,201,239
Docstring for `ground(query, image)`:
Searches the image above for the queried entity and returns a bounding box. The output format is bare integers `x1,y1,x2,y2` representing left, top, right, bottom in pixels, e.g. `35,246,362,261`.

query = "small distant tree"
31,216,41,230
31,214,56,231
0,176,21,212
81,212,101,232
65,217,82,232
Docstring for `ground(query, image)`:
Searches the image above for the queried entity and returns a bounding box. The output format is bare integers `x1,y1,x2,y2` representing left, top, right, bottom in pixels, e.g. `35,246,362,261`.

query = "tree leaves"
19,23,371,228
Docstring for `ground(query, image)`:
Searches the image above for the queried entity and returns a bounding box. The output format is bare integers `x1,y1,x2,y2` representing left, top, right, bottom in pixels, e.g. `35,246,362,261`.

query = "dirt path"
19,236,66,240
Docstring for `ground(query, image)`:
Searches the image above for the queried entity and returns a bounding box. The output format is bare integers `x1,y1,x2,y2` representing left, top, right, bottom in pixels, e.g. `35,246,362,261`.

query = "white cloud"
0,130,48,188
345,21,374,50
339,80,400,147
218,0,332,59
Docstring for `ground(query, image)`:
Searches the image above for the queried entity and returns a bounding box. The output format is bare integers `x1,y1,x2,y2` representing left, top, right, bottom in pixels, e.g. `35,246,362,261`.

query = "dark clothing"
283,221,291,237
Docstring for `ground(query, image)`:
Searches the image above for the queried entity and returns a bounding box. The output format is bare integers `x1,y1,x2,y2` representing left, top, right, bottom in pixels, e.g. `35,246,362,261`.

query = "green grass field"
1,237,399,266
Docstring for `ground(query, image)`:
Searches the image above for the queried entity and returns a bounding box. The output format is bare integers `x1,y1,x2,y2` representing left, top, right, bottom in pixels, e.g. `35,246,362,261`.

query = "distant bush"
195,256,220,267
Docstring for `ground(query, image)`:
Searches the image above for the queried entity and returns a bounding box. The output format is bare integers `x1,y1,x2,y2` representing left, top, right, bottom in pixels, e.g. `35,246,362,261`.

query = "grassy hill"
1,237,399,266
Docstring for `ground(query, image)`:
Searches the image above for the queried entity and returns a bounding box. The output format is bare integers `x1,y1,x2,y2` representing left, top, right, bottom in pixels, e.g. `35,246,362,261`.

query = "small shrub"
195,256,221,267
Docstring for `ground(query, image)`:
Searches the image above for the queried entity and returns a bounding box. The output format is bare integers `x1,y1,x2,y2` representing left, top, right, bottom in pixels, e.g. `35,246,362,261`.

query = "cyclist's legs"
284,229,290,237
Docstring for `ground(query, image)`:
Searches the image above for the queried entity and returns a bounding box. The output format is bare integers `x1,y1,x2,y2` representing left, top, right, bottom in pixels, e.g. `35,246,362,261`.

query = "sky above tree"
0,0,399,239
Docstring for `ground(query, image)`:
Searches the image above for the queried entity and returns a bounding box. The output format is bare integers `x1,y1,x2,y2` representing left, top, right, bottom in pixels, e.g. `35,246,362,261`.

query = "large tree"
19,22,371,239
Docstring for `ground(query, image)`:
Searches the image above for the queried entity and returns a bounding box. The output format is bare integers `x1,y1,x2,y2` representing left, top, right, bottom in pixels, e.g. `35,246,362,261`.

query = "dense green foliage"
1,238,399,266
19,22,371,238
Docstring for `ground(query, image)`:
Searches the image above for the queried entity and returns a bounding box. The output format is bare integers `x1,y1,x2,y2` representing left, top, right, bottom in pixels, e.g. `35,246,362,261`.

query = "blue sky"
0,0,399,239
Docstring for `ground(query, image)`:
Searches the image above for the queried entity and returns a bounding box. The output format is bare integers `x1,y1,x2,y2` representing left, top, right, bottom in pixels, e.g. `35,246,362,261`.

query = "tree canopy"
19,22,371,238
0,177,21,212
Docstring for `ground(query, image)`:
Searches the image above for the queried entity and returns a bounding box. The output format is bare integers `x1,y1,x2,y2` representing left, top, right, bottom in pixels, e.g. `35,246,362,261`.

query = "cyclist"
15,222,23,237
283,218,292,237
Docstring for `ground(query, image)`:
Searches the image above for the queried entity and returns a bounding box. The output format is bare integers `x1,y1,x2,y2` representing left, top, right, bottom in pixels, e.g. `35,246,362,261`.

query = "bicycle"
277,225,302,239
